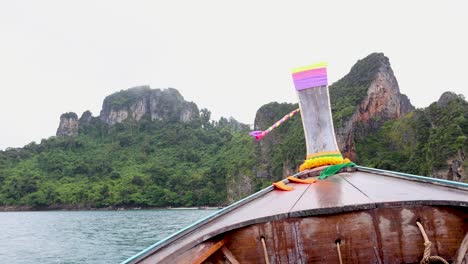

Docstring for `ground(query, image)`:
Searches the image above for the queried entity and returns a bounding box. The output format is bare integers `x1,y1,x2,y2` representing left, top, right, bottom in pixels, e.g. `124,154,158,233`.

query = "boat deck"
124,167,468,264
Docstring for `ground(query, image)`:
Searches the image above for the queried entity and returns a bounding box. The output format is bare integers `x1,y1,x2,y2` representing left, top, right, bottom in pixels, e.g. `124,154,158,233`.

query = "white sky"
0,1,467,150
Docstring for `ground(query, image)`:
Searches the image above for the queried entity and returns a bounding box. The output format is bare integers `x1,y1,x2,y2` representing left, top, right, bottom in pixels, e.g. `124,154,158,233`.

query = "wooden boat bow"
122,62,468,263
122,167,468,263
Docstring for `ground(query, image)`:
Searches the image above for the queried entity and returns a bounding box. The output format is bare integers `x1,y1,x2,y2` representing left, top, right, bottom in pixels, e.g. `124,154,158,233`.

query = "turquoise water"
0,209,217,263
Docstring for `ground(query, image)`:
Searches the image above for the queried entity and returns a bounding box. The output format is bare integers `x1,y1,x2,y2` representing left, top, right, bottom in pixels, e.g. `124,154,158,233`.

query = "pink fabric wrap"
292,68,327,80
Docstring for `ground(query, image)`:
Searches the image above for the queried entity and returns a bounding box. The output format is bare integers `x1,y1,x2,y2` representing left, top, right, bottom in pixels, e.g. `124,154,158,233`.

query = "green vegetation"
252,103,305,187
356,94,468,180
329,53,387,128
0,115,255,208
104,86,151,109
250,92,467,184
1,84,466,209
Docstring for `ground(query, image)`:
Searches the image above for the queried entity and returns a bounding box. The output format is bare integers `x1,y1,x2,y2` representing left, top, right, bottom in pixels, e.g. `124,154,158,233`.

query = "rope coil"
416,222,449,264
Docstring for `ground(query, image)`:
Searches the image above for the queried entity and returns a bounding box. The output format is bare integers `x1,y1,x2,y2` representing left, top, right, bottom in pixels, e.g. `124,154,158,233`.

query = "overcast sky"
0,1,467,150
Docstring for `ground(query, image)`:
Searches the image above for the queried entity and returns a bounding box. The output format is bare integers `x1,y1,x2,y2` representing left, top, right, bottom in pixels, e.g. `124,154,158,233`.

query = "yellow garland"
299,156,351,172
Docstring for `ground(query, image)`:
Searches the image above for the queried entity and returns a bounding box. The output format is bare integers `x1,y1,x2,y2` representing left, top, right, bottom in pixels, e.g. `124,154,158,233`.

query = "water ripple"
0,209,216,264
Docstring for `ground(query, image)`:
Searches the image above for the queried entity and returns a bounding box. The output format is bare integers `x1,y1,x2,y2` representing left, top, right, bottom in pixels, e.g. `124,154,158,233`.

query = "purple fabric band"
293,76,328,90
292,68,327,81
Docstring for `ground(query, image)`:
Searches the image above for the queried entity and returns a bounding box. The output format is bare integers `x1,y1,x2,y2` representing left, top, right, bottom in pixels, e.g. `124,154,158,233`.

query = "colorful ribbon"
249,108,300,141
318,162,356,179
291,62,328,91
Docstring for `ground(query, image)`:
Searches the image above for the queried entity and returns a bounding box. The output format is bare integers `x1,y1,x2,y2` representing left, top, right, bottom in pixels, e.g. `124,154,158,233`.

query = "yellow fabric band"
291,62,328,73
299,156,351,172
306,150,342,159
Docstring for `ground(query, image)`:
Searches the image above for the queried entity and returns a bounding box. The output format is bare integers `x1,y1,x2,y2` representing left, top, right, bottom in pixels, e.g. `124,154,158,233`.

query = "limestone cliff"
331,53,414,160
100,86,199,125
78,110,94,126
433,150,467,182
430,92,467,182
437,91,461,107
354,90,467,183
253,53,414,180
253,102,304,181
56,112,79,137
57,86,200,136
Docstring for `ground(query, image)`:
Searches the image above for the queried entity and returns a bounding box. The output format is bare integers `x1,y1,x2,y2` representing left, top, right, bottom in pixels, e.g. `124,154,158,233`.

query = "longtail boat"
123,63,468,264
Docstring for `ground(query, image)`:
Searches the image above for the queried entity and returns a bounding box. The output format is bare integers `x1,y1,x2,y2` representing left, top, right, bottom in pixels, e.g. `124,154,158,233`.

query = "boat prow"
123,167,468,263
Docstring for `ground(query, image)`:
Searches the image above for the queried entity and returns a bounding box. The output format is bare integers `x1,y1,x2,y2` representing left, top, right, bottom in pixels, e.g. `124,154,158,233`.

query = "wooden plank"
168,240,218,264
357,166,468,190
143,182,312,263
344,171,468,205
192,238,227,264
227,211,381,263
139,170,468,263
289,173,375,217
373,206,467,263
227,220,303,263
221,246,240,264
215,206,467,263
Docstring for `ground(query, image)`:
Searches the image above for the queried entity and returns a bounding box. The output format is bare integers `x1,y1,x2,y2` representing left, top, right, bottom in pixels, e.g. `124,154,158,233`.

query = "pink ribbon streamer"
249,108,300,141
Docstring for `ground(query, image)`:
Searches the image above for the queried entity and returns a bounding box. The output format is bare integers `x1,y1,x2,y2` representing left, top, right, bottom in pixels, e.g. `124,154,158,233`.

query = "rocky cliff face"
253,102,304,180
431,92,467,182
253,53,415,180
57,86,200,136
56,112,79,137
437,91,460,107
433,150,467,182
78,110,94,126
332,53,414,160
99,86,199,125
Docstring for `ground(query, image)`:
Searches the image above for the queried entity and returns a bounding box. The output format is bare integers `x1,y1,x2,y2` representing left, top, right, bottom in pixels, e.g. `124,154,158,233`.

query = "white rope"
416,222,448,264
261,237,270,264
336,241,343,264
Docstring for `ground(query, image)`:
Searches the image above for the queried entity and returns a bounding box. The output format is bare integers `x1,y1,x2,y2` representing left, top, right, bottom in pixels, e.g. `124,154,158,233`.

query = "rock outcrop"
253,53,415,180
57,86,200,136
437,91,460,107
431,92,467,182
253,102,304,180
79,110,93,126
56,112,79,137
332,53,414,160
433,150,467,182
226,173,253,204
100,86,199,125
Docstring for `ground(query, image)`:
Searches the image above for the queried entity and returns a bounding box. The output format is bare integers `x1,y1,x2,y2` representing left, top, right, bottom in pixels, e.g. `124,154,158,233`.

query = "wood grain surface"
194,206,466,264
135,170,468,263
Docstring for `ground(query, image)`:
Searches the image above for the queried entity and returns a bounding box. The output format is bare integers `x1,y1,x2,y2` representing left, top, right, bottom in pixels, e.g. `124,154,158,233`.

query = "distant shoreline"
0,205,222,212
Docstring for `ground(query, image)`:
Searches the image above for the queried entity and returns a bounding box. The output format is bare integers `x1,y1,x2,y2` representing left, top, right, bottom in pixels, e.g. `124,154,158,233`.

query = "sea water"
0,209,217,263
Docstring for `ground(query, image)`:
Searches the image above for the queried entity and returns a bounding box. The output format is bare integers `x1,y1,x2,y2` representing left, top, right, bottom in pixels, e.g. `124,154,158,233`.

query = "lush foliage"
252,102,305,186
103,86,151,109
356,94,468,180
251,93,468,184
0,115,255,208
1,85,466,209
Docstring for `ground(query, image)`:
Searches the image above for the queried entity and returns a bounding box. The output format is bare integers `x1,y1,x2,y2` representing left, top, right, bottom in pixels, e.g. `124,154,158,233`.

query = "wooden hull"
160,205,467,264
124,168,468,264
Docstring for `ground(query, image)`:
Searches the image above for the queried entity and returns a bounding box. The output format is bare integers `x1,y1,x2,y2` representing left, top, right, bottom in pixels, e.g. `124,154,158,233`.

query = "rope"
261,237,270,264
249,108,300,141
416,222,449,264
336,241,343,264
